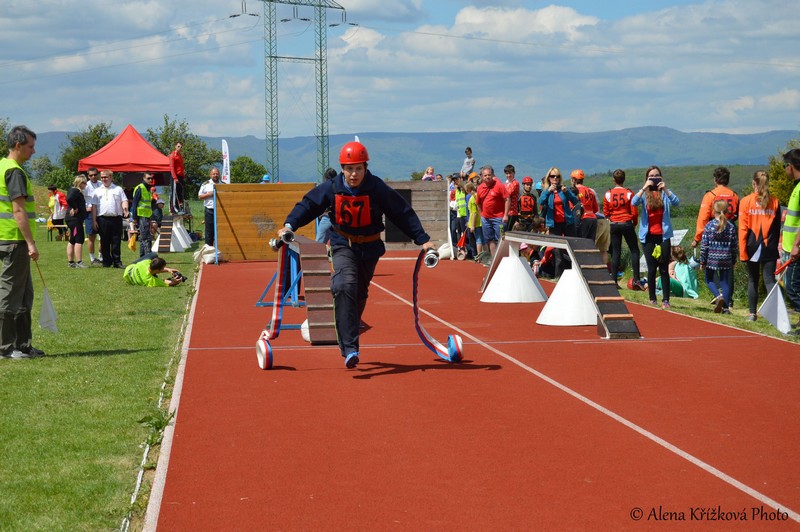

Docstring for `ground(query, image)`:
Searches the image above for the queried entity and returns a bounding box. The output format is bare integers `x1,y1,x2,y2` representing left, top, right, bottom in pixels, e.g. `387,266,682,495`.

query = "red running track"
148,253,800,530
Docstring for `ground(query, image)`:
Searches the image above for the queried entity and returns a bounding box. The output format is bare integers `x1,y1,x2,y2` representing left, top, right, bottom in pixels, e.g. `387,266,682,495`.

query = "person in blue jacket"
538,167,579,278
277,140,436,369
631,165,681,309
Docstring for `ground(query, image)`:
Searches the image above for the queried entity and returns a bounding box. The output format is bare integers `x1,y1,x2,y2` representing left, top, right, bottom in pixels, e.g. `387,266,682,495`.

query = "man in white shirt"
198,167,220,246
197,168,219,246
91,169,129,268
84,168,104,264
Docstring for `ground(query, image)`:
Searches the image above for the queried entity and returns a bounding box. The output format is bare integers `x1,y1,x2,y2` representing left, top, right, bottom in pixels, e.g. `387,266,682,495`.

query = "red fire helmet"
339,141,369,164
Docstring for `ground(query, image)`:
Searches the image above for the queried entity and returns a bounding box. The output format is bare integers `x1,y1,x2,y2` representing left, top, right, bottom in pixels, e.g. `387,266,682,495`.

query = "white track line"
142,263,203,531
371,279,800,522
184,334,757,353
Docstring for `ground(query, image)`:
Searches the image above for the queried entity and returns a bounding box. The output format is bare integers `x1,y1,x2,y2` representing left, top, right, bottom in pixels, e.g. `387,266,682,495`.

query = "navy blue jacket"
285,170,430,259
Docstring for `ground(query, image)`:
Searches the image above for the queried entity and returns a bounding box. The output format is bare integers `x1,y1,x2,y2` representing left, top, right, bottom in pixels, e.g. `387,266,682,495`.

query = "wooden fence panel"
214,181,449,261
216,184,314,261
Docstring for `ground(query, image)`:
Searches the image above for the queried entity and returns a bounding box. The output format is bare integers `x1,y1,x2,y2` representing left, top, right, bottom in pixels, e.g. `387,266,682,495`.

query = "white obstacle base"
480,254,547,303
536,268,597,326
152,216,195,252
171,217,193,250
481,232,602,328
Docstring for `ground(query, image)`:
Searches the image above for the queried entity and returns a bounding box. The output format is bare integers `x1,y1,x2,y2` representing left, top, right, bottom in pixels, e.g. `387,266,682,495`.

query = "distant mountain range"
35,126,797,182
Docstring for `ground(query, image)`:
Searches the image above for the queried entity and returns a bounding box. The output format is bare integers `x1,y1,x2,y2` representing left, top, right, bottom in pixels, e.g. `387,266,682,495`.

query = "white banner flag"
758,281,792,334
221,139,231,184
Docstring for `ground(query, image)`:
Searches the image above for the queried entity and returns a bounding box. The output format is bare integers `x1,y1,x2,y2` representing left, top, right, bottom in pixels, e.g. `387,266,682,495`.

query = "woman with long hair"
631,166,681,309
538,167,579,278
738,170,782,321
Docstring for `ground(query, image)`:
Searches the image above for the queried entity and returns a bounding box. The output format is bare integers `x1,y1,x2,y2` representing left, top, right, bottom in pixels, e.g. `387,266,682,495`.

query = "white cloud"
1,0,799,141
760,89,800,111
338,0,424,22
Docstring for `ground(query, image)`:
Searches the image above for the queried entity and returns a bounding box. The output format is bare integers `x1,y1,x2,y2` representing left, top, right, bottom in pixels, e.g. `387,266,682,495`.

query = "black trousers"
171,177,185,213
746,260,776,314
204,207,215,246
549,221,575,278
643,235,671,302
97,215,123,266
330,246,378,358
610,221,641,282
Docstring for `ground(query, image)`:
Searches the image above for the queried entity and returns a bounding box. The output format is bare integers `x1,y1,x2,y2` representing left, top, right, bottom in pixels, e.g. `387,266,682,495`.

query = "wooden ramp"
484,231,641,339
294,237,338,345
157,217,174,254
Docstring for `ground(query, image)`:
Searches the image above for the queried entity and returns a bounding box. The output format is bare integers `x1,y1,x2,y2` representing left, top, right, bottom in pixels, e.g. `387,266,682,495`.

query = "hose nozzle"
424,249,439,268
269,229,295,251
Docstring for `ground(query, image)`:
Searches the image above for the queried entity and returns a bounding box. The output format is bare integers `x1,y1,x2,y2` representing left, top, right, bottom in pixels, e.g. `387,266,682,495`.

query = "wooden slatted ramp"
157,217,174,254
484,231,641,339
568,236,640,339
294,236,338,345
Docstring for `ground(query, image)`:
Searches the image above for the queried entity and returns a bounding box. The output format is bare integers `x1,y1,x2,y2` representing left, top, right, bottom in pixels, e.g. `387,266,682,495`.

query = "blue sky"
2,0,798,140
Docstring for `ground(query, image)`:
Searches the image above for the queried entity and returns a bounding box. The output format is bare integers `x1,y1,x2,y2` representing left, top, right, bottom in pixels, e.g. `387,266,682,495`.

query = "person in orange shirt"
692,167,739,305
692,167,739,248
604,169,642,289
738,170,782,321
570,169,599,240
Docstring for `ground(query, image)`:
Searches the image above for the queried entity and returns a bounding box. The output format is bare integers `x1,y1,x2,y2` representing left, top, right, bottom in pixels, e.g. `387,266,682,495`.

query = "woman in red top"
538,167,580,278
603,169,642,288
738,170,782,321
631,166,681,309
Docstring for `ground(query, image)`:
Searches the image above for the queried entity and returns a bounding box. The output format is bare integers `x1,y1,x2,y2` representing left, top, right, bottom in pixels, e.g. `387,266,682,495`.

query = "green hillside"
590,164,761,208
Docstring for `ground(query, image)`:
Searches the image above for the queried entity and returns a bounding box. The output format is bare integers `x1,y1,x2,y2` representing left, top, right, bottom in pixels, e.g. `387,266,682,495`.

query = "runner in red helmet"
278,140,436,369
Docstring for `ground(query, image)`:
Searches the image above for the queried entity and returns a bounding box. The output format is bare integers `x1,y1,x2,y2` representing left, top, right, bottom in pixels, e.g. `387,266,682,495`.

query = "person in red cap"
277,140,436,369
570,169,599,241
516,176,538,231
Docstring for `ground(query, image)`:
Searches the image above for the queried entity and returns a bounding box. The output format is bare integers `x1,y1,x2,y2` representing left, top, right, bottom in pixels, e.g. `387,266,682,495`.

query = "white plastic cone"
758,282,792,334
480,256,547,303
536,268,597,326
171,217,193,250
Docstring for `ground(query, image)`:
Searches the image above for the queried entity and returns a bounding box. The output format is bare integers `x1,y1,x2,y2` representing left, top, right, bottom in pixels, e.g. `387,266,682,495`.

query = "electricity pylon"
259,0,345,182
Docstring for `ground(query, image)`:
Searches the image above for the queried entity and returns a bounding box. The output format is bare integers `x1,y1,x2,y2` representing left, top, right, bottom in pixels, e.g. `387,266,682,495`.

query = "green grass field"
0,219,198,530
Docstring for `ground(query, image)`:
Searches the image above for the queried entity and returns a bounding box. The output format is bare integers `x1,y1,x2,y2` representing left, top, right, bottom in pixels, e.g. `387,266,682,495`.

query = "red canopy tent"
77,124,170,173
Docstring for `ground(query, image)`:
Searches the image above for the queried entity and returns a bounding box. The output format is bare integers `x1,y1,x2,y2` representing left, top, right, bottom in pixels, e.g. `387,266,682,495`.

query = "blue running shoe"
345,352,359,369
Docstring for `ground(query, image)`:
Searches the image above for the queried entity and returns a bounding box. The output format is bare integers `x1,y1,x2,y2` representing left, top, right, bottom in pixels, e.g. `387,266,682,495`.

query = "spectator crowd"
427,146,800,332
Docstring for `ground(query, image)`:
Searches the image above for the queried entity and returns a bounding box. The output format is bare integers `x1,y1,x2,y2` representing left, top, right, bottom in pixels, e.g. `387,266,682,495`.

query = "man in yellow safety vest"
0,125,43,359
781,149,800,327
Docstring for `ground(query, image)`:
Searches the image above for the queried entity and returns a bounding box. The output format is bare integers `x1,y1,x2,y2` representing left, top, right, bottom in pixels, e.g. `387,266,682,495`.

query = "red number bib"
335,194,372,228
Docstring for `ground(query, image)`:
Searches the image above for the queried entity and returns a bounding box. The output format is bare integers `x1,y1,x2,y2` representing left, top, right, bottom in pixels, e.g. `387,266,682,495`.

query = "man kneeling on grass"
123,253,186,287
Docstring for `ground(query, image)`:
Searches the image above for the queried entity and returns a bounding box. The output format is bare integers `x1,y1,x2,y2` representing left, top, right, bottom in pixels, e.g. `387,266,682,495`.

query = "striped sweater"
700,218,738,270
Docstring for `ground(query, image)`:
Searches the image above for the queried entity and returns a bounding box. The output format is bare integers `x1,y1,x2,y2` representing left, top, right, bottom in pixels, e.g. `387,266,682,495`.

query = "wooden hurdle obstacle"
257,235,337,346
483,231,641,339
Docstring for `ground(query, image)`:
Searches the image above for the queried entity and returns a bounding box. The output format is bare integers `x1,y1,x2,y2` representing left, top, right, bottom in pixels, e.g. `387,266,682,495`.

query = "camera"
648,177,662,191
172,271,187,283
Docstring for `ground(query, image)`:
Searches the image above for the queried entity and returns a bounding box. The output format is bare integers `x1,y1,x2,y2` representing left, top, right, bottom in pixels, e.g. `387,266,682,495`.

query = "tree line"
0,115,269,195
3,115,797,207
